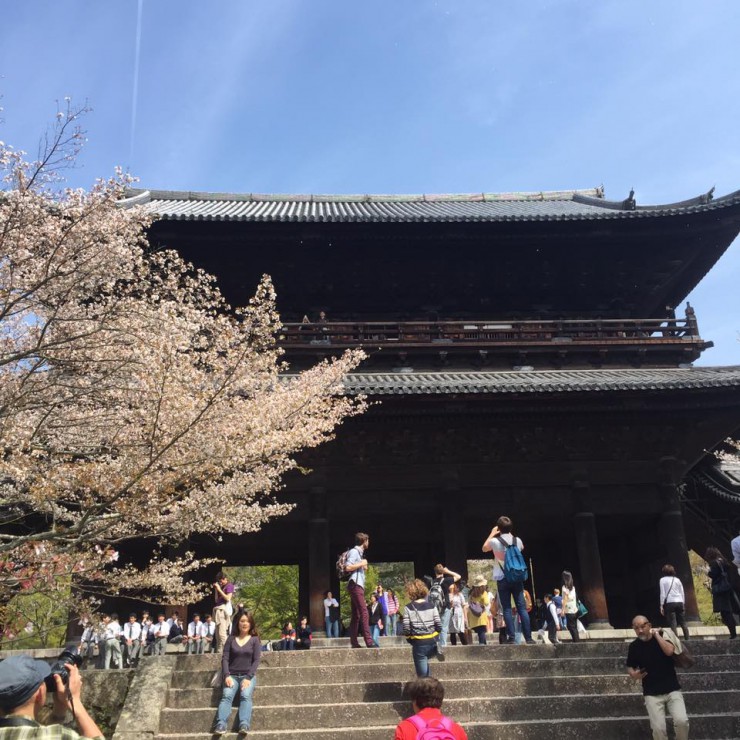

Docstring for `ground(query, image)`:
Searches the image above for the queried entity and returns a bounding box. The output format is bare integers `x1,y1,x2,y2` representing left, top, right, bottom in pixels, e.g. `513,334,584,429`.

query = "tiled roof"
334,366,740,396
120,187,740,224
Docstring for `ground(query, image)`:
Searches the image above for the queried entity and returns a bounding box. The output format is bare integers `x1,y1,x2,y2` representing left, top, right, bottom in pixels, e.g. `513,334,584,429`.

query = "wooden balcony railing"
278,316,701,349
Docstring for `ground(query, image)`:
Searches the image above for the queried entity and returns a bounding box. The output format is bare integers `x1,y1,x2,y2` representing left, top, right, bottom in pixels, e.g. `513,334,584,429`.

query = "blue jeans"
410,641,438,677
386,613,398,637
497,580,532,641
325,617,339,637
438,609,452,648
371,623,381,644
216,674,257,728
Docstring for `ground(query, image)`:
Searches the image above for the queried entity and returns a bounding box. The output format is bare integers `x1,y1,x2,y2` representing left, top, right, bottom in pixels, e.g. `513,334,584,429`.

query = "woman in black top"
296,616,312,649
705,547,737,639
213,611,262,735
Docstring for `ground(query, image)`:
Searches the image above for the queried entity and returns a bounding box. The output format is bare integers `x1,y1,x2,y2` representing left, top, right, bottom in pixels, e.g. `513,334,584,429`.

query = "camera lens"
44,648,83,692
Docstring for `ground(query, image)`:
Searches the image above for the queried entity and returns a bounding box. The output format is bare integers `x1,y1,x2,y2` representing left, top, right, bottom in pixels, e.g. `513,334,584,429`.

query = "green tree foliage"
227,565,299,640
689,550,722,625
3,589,70,648
338,562,414,630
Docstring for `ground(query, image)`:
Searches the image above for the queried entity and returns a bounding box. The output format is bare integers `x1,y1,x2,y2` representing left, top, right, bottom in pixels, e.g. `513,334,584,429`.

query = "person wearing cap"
0,654,104,738
467,575,491,644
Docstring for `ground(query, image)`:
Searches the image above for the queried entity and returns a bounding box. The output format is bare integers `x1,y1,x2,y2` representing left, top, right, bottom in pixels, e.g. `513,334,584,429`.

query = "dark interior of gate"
125,186,740,629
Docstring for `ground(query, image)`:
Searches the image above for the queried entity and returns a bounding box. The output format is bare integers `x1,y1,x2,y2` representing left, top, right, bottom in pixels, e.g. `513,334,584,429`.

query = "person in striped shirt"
402,579,443,677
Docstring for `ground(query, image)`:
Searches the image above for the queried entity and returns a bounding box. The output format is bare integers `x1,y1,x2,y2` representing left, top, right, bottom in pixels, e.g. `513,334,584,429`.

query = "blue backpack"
497,535,528,584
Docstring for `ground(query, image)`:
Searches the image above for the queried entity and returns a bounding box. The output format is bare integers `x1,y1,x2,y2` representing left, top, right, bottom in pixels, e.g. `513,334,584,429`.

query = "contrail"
129,0,144,161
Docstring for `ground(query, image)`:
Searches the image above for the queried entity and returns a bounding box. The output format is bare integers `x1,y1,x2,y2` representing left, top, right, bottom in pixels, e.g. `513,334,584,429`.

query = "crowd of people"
337,520,590,665
2,521,738,739
77,610,218,669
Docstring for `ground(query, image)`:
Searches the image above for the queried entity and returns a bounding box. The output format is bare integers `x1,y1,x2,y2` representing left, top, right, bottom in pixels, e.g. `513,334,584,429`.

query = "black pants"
664,602,689,639
565,613,580,642
449,631,468,645
720,609,737,638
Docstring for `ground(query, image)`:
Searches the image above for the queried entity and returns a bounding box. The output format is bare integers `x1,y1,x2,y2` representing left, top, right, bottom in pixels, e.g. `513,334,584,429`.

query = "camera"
44,648,83,691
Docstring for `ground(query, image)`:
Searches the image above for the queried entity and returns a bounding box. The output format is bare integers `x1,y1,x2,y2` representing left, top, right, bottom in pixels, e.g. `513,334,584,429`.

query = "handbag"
577,600,588,618
209,668,222,688
712,563,733,595
468,600,484,617
661,628,695,669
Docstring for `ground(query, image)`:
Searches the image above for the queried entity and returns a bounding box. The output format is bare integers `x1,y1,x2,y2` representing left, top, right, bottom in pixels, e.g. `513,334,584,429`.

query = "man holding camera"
212,571,235,653
626,615,689,740
0,654,104,738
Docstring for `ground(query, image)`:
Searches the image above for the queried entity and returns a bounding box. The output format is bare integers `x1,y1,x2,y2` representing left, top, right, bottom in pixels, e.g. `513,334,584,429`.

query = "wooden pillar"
573,481,613,629
442,483,467,574
659,459,700,623
307,488,330,632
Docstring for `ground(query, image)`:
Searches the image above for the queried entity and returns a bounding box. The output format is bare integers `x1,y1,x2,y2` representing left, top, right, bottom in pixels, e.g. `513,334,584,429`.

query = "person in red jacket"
394,677,468,740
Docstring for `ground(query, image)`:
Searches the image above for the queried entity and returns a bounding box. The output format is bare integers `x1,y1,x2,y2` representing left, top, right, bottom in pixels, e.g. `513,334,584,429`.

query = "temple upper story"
121,185,740,369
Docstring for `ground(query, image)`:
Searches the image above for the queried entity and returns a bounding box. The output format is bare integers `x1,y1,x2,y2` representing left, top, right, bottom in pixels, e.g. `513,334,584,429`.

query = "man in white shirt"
122,613,142,667
78,621,98,665
323,591,340,638
103,613,123,669
482,515,534,645
139,611,153,656
202,614,216,653
152,613,171,655
186,613,205,654
731,529,740,575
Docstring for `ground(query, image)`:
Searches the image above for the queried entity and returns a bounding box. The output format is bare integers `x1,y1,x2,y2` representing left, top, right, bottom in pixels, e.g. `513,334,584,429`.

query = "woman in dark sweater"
705,547,738,639
213,611,262,736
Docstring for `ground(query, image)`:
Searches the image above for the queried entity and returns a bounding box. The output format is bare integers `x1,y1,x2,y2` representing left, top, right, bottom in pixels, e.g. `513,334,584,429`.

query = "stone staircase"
116,637,740,739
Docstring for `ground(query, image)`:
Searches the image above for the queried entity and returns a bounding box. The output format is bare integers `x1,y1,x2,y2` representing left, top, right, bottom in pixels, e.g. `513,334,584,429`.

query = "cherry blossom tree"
0,105,366,639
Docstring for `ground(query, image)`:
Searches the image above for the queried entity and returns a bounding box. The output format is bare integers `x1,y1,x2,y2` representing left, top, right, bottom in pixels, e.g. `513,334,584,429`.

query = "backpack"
336,547,355,581
496,535,528,584
428,579,446,614
407,713,457,740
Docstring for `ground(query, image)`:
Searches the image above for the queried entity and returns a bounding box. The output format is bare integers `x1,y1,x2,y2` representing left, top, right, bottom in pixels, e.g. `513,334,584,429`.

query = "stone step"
166,670,740,708
307,625,735,649
158,690,740,734
157,712,740,740
172,639,740,671
169,653,739,688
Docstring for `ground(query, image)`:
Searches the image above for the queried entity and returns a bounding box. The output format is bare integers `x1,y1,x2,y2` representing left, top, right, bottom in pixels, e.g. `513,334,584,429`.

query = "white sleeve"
732,537,740,565
659,578,669,604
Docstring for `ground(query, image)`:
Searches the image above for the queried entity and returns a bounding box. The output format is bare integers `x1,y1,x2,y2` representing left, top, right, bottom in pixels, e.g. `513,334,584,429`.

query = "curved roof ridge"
120,187,740,224
123,187,602,204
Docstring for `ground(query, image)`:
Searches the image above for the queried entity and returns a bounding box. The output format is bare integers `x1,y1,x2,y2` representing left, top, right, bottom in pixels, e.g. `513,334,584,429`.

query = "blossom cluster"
0,109,366,622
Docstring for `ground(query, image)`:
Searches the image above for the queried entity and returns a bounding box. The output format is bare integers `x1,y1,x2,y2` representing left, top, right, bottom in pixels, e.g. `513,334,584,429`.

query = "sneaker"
238,725,249,736
213,722,227,735
525,639,536,645
436,649,446,661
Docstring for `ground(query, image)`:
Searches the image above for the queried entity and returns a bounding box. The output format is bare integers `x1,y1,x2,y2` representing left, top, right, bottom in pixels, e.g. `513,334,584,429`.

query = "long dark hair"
705,547,723,564
561,570,574,590
233,611,259,638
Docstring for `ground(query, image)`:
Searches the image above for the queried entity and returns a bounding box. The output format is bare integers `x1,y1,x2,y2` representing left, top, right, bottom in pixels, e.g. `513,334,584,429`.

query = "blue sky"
2,0,738,364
